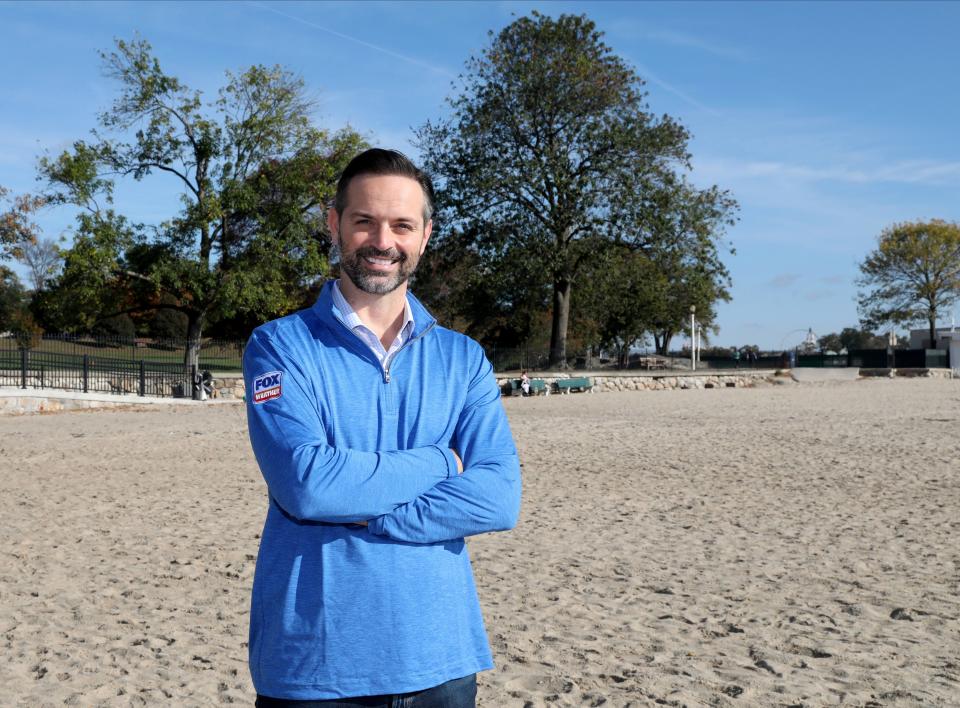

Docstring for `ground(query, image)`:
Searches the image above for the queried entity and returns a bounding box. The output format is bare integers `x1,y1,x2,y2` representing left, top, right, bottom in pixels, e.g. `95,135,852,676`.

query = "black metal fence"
18,333,245,370
0,333,243,398
698,355,788,370
794,353,850,368
1,346,199,398
804,348,949,369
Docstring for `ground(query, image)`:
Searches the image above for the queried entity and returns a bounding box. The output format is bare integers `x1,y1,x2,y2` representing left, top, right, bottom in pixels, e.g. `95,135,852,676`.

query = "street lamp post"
696,322,703,367
690,305,696,371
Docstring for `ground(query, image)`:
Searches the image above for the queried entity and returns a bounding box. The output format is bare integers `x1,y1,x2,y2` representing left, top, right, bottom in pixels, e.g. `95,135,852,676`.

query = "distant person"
243,149,521,706
521,370,531,396
733,348,741,369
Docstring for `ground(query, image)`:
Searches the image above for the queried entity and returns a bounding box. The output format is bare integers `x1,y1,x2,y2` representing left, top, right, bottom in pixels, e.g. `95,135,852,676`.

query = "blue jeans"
255,674,477,708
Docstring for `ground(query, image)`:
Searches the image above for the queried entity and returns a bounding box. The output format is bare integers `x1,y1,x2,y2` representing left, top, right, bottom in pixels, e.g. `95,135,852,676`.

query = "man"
243,149,522,706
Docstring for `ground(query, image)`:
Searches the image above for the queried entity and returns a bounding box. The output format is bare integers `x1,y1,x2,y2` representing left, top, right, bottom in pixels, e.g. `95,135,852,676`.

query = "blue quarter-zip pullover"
243,280,522,700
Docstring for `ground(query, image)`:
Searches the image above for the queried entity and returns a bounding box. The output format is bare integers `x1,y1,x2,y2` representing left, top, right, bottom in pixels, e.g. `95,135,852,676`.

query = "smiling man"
243,149,522,707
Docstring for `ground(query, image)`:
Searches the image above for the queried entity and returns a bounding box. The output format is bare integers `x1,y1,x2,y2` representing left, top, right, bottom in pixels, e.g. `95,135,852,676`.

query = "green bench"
553,376,593,394
505,378,549,396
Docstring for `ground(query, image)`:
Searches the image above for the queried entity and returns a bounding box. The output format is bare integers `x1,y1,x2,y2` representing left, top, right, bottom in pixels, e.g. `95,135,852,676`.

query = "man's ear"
419,219,433,256
327,208,340,246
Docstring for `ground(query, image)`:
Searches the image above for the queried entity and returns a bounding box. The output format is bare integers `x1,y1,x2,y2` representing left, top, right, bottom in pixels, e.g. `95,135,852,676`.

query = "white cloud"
706,158,960,187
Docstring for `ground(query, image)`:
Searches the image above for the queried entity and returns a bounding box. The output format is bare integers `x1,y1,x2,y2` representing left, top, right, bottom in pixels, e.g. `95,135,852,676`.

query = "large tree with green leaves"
618,178,735,355
573,248,661,366
857,219,960,348
16,38,365,366
412,222,551,348
417,12,732,367
0,265,27,331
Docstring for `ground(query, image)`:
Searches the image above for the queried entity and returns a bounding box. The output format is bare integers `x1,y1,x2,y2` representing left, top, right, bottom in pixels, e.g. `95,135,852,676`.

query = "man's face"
328,174,432,296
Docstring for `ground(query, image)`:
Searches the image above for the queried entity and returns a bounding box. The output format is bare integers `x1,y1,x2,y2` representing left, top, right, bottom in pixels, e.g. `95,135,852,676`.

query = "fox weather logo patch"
253,371,283,404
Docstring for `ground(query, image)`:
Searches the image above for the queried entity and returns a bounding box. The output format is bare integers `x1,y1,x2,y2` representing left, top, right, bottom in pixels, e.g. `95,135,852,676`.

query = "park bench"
505,378,549,396
553,376,593,394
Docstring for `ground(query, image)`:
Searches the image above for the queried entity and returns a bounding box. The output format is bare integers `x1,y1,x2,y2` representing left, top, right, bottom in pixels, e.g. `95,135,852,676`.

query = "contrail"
246,1,456,78
633,61,722,118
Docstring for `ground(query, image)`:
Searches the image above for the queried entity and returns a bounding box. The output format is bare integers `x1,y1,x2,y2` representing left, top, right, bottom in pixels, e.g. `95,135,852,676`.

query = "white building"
908,326,957,350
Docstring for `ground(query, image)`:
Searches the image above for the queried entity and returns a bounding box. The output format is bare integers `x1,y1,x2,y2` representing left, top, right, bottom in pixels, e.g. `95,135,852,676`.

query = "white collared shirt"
331,280,414,370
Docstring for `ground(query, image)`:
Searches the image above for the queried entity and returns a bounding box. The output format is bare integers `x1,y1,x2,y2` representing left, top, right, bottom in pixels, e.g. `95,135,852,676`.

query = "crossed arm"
352,451,462,527
244,333,520,543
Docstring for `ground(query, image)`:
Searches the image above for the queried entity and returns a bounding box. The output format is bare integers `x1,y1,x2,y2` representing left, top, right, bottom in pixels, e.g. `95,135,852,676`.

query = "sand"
2,377,959,706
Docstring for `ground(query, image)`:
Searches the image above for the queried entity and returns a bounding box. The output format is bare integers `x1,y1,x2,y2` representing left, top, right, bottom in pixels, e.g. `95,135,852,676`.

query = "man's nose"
369,222,395,251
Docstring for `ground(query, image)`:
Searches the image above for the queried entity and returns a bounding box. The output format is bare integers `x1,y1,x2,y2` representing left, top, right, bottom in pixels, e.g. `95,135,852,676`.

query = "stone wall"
859,367,954,379
0,395,138,415
497,371,774,394
0,392,212,415
210,375,246,400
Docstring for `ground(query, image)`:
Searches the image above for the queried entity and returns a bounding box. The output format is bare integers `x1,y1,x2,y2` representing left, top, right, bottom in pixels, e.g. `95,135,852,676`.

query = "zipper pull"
384,368,391,384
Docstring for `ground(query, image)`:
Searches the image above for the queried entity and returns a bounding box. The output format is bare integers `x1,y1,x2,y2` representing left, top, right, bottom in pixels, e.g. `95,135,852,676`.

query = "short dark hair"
333,148,435,223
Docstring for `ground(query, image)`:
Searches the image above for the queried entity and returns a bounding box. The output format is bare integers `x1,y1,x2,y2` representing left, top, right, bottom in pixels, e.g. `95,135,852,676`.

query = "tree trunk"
548,279,572,368
184,313,204,370
655,330,673,356
928,310,937,349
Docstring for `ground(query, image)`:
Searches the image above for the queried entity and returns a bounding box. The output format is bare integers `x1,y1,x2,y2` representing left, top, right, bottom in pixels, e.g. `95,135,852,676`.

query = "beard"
334,243,421,295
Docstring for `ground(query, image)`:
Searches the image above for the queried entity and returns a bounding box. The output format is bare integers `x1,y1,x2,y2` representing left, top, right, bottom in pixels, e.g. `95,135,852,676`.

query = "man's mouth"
363,255,398,267
357,248,405,271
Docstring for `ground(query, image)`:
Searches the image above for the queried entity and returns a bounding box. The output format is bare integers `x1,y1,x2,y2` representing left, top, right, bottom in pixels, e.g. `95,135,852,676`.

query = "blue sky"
2,1,958,349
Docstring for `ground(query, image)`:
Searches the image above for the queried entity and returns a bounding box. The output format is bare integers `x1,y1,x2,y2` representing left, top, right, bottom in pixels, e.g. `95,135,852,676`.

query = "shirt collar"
331,279,415,341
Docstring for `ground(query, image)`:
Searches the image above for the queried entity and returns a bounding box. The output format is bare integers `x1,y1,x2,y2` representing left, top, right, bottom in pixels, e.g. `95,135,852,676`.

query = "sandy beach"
2,377,959,706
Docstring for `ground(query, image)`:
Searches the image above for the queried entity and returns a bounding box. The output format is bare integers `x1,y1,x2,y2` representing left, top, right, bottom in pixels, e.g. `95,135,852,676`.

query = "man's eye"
395,223,415,231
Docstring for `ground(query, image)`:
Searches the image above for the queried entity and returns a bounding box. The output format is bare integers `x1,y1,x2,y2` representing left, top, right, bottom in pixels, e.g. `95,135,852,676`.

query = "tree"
818,327,887,353
19,237,62,292
817,331,843,353
0,266,26,331
570,176,736,360
417,12,706,367
639,181,735,354
574,248,659,366
413,223,551,349
858,220,960,349
0,187,47,261
14,38,365,366
819,327,909,352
